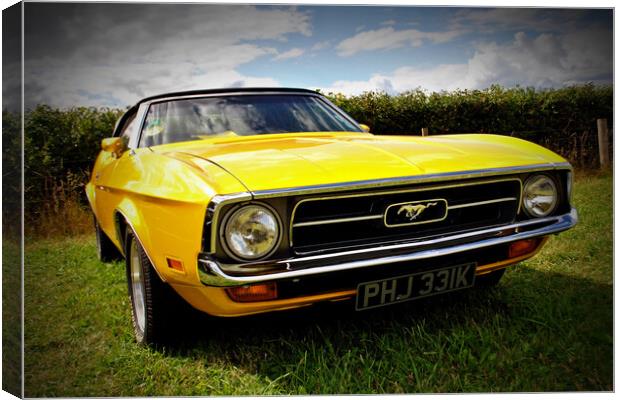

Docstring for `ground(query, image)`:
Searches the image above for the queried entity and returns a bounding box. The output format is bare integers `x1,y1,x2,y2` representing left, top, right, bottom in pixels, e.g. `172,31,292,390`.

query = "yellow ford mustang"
87,88,577,344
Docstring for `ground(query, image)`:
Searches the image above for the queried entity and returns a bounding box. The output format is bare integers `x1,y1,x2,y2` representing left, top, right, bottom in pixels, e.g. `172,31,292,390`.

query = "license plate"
355,263,476,311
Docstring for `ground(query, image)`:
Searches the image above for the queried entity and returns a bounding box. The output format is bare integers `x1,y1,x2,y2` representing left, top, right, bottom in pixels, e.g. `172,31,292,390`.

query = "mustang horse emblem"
397,202,438,221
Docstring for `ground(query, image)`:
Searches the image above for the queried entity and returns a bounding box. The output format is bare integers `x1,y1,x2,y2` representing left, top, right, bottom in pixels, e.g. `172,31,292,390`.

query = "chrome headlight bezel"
522,174,559,218
220,202,283,262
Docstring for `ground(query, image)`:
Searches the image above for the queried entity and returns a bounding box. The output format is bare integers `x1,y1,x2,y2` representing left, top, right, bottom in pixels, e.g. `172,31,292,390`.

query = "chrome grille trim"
289,178,523,247
292,196,519,228
206,163,572,254
293,214,383,228
447,197,518,210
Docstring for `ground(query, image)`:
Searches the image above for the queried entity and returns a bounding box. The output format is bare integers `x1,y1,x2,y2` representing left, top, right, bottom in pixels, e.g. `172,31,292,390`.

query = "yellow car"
86,88,577,345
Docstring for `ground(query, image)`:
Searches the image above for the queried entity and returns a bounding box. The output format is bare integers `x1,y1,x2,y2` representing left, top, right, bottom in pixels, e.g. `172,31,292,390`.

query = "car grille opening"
290,179,522,254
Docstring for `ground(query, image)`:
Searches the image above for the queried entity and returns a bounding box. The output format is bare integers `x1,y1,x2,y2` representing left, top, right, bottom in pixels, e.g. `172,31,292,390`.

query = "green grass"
24,173,613,396
3,236,22,397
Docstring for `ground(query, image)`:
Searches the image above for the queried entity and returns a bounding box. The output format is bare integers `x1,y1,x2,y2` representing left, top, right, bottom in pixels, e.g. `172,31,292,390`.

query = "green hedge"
326,84,613,168
2,107,124,221
3,84,612,224
24,105,123,191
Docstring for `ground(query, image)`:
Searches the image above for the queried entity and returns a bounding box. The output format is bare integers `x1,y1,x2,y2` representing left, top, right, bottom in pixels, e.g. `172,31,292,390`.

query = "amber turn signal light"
227,283,278,302
166,257,184,272
508,239,540,258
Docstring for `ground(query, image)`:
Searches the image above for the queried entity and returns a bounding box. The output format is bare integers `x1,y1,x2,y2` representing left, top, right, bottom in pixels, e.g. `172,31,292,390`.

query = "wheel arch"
114,202,166,282
113,211,128,257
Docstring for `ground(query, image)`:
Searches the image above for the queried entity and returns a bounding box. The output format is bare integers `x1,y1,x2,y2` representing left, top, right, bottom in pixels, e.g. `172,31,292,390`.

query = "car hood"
153,132,567,193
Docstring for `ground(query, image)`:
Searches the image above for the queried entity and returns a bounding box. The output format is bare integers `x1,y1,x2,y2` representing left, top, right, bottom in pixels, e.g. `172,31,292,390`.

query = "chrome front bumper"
198,208,577,287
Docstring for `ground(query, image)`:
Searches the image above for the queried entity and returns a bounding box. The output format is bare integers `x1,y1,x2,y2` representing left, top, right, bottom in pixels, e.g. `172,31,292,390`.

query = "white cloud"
451,8,585,33
273,48,305,61
310,40,331,51
318,74,399,95
321,29,612,95
30,62,281,108
25,5,310,107
461,29,612,88
336,27,461,57
318,65,464,95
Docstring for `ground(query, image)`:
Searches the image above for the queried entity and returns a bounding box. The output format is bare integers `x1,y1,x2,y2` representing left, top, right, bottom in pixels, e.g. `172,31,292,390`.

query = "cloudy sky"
22,3,612,108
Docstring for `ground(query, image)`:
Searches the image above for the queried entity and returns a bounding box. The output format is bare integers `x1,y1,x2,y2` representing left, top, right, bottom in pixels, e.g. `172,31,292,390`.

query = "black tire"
125,230,180,345
94,217,123,262
475,268,506,288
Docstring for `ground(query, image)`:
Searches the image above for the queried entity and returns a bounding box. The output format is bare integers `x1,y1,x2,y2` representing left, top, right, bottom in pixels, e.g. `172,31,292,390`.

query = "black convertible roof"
136,87,319,105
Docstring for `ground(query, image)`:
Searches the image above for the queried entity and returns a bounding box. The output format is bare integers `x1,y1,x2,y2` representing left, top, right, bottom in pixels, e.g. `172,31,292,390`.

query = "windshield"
139,94,362,146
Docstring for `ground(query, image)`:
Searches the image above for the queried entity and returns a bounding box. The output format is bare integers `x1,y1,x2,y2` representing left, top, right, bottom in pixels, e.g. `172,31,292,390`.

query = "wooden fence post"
421,127,429,136
597,118,610,169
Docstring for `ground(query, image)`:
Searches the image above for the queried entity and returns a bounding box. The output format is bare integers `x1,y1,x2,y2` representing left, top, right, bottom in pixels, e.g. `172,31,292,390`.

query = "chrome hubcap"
129,241,146,333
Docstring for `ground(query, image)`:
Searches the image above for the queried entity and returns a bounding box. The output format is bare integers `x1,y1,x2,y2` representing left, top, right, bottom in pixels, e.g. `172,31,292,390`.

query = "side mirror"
359,124,371,133
101,137,126,157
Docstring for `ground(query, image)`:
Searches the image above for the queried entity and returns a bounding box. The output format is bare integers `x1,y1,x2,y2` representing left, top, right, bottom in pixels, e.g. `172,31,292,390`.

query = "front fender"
94,150,234,287
115,196,207,286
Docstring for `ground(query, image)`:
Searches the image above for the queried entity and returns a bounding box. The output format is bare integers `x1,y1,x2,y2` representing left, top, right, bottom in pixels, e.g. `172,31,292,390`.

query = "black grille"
291,179,521,254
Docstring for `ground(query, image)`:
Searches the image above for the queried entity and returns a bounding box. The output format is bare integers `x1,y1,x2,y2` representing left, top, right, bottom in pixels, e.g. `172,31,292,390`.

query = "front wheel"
125,231,178,345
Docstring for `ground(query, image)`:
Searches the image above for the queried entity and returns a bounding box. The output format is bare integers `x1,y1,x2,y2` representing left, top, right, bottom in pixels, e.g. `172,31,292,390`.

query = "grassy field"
23,173,613,396
3,235,22,397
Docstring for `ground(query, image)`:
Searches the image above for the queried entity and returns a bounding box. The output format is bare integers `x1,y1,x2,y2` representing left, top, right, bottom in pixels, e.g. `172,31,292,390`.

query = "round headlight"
223,204,281,261
522,175,558,217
